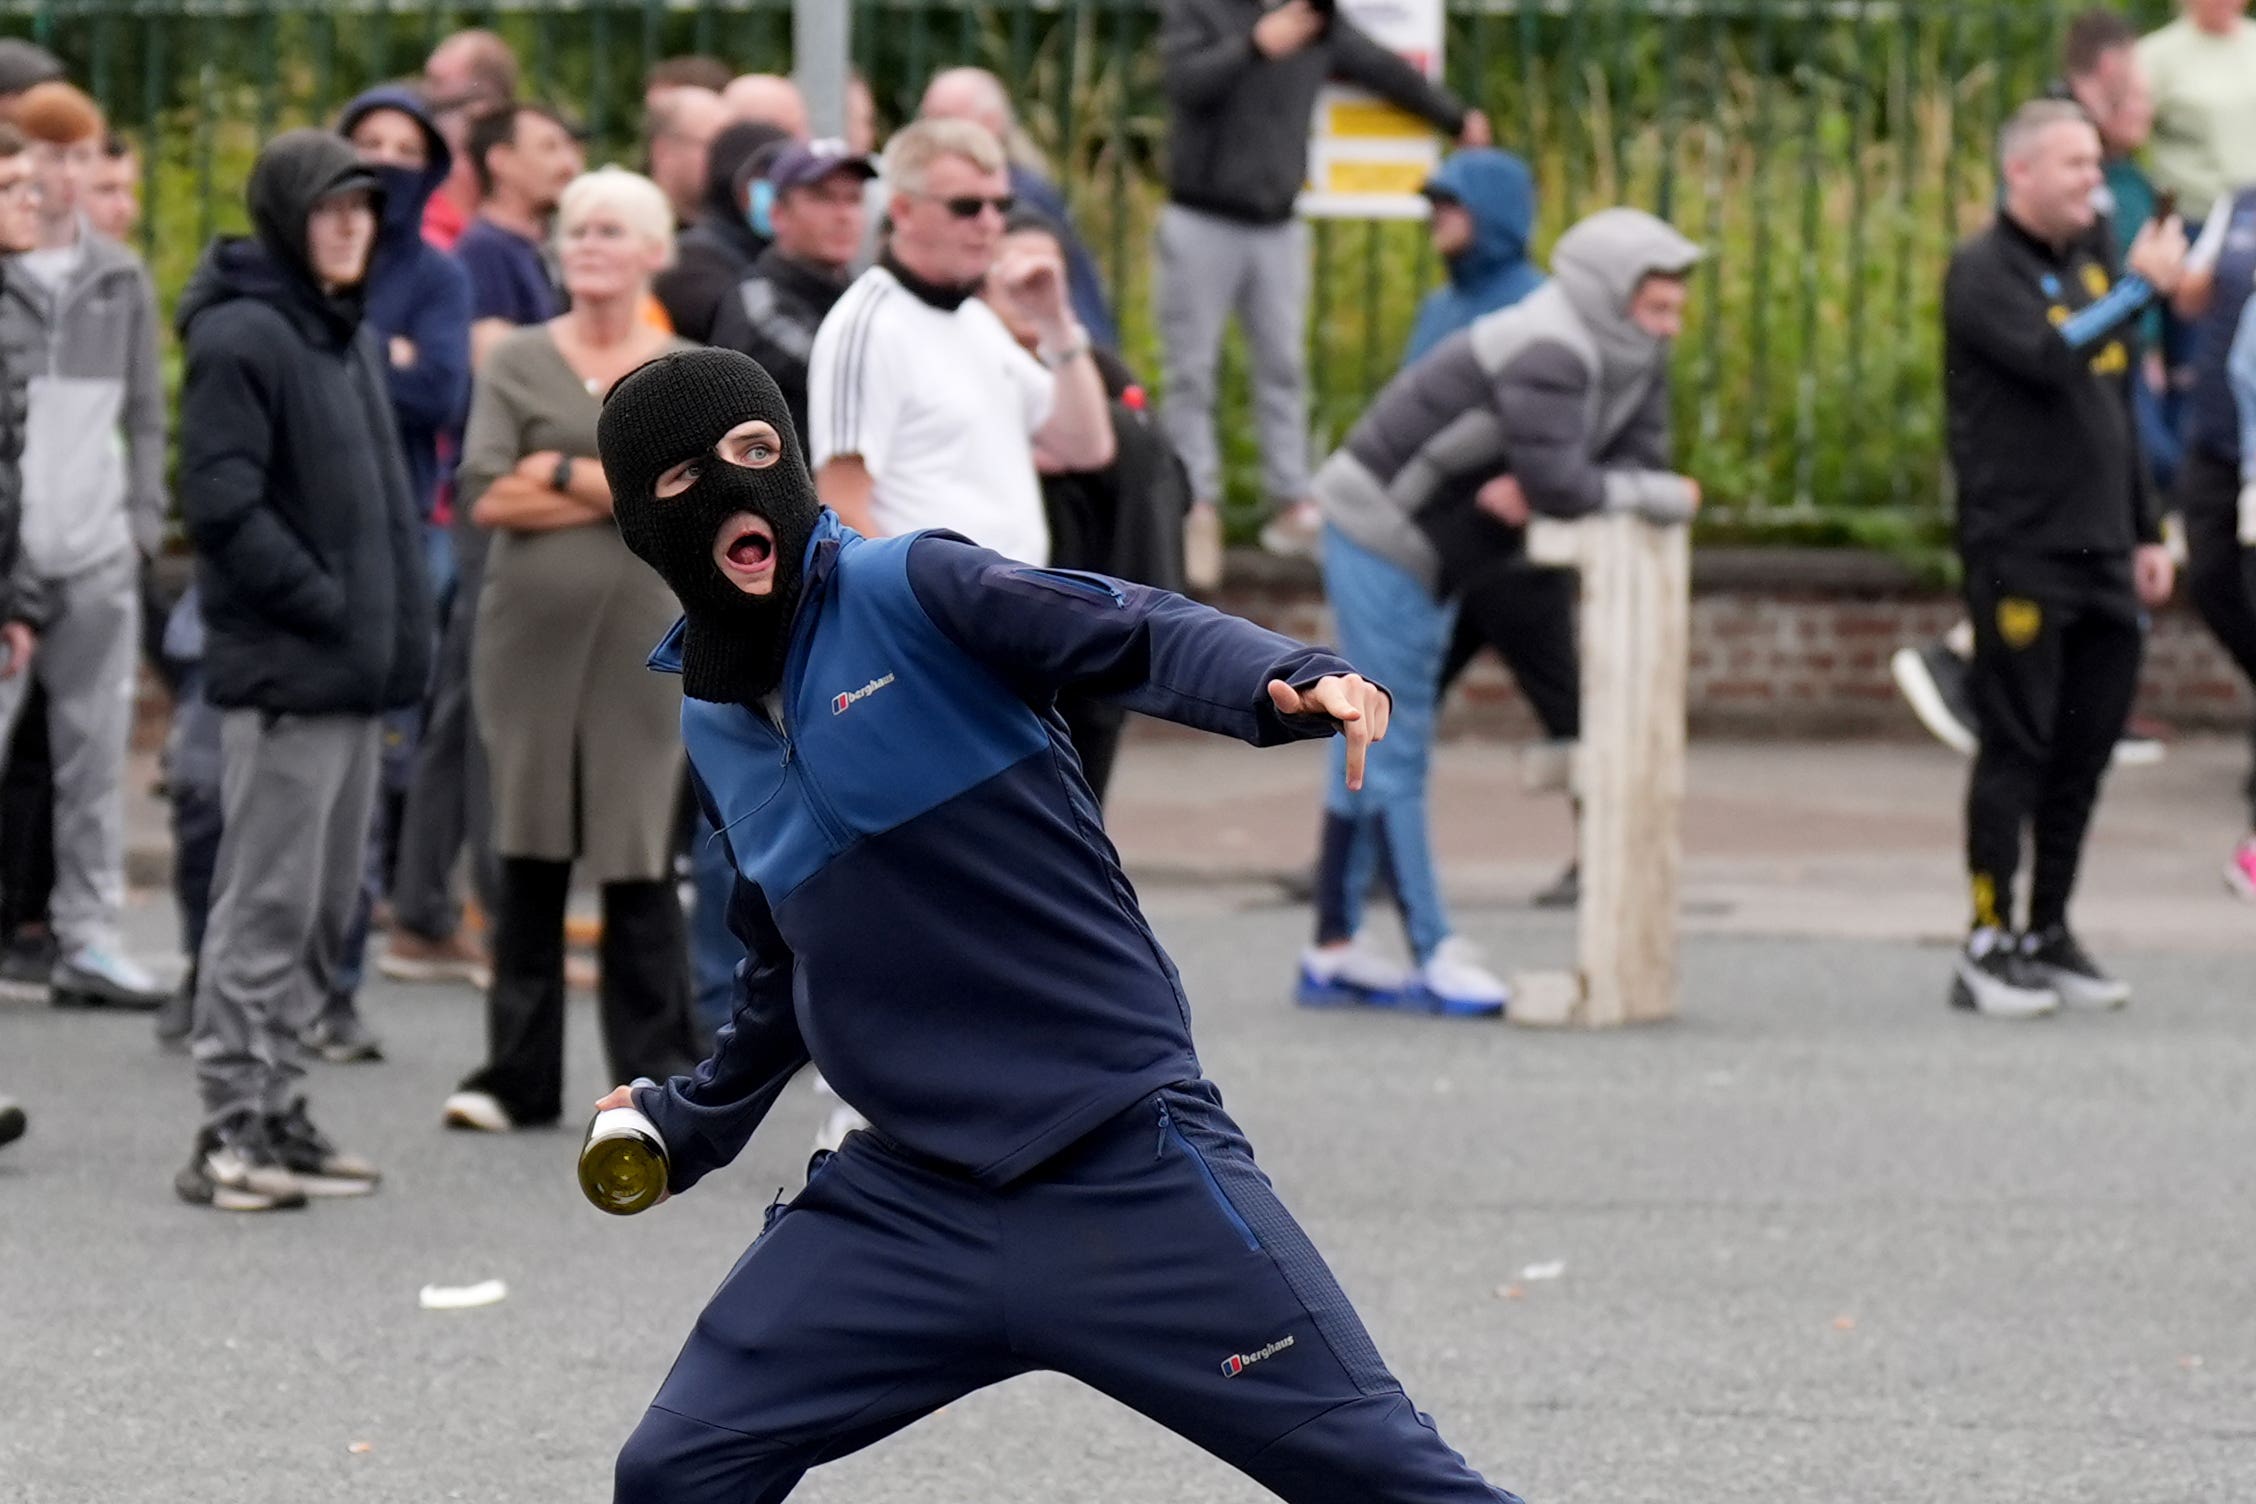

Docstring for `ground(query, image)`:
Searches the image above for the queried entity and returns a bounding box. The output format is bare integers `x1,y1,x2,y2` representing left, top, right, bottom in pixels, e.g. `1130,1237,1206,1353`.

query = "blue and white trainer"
51,945,169,1011
1295,938,1413,1008
1403,938,1510,1018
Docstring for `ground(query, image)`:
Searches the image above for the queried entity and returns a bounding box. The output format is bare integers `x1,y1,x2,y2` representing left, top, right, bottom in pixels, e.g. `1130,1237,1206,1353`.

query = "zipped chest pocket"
1156,1099,1259,1253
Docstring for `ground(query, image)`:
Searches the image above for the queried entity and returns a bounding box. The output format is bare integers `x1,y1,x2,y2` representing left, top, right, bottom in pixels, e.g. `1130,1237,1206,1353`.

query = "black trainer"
1532,861,1581,910
175,1114,308,1211
153,964,195,1051
0,1094,24,1149
2019,924,2131,1010
1891,641,1978,755
303,999,384,1064
0,929,55,1003
267,1098,381,1196
1949,928,2059,1019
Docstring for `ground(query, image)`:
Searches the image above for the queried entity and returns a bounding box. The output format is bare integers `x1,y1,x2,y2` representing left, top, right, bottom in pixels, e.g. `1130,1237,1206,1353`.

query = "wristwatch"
551,454,576,494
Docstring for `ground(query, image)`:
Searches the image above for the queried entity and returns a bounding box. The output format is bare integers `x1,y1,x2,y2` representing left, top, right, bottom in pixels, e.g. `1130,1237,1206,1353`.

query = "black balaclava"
599,349,824,705
248,128,385,328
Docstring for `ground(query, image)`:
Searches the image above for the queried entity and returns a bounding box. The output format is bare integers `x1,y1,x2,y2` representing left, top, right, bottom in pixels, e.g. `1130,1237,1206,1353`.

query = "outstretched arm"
621,794,811,1195
904,532,1389,769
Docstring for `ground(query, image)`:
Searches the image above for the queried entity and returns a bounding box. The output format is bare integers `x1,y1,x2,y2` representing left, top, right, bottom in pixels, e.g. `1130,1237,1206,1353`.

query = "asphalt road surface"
5,893,2251,1503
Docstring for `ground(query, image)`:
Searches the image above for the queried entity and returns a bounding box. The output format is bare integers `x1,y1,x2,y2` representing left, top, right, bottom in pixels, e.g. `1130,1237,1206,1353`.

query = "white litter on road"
418,1279,509,1310
1519,1261,1567,1282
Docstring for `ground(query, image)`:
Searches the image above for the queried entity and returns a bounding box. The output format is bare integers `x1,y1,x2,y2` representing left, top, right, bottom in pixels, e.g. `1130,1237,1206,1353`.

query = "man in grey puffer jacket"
1295,207,1702,1017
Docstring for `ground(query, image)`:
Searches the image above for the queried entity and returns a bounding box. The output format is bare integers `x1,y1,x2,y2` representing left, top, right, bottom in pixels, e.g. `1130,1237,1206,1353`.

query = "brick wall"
1211,548,2255,739
131,548,2254,749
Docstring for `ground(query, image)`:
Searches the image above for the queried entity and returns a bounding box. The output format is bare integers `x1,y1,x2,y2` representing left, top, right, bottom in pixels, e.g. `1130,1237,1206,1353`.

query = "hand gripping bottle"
578,1087,669,1215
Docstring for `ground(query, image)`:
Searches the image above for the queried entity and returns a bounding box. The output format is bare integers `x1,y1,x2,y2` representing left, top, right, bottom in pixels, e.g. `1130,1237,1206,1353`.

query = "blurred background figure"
84,134,138,242
652,118,791,343
442,169,698,1136
643,84,727,230
643,54,732,116
982,208,1190,804
918,67,1115,348
723,73,809,139
0,81,170,1010
419,28,519,251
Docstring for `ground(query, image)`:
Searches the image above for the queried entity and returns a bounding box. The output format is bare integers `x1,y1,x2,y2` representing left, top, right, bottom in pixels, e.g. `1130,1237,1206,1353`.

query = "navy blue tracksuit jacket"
619,512,1521,1504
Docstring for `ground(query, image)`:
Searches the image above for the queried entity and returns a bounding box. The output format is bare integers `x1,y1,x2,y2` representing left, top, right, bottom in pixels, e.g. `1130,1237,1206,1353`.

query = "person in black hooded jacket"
173,129,433,1212
652,118,789,343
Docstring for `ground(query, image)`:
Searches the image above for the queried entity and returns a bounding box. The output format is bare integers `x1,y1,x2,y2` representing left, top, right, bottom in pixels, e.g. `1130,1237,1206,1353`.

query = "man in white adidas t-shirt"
808,118,1113,565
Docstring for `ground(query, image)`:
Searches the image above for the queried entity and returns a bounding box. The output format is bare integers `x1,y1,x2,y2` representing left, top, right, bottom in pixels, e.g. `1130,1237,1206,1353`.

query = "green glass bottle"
578,1104,670,1215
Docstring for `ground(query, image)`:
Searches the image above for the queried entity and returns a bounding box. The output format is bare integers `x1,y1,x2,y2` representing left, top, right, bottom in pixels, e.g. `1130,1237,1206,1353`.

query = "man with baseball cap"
709,139,875,441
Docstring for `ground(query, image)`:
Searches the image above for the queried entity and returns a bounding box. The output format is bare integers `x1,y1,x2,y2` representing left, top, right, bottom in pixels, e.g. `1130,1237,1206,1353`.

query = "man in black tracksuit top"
1942,99,2185,1019
590,349,1522,1503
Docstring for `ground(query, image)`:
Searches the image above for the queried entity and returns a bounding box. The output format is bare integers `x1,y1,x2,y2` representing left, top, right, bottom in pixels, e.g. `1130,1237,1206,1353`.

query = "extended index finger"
1342,711,1370,790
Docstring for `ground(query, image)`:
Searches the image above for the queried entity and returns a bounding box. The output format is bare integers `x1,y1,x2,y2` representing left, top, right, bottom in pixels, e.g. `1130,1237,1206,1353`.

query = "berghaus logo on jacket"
832,673,896,715
1220,1334,1294,1377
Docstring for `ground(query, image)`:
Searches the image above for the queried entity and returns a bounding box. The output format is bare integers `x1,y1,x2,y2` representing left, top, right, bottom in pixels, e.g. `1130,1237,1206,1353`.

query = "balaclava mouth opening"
598,348,825,705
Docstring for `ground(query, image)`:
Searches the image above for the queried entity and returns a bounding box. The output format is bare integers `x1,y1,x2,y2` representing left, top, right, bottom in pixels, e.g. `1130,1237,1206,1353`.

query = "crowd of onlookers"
0,1,1518,1204
0,0,2253,1202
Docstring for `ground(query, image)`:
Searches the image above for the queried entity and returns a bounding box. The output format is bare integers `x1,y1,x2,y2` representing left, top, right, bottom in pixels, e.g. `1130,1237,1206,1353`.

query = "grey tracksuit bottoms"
192,710,379,1126
1155,204,1313,507
0,549,139,955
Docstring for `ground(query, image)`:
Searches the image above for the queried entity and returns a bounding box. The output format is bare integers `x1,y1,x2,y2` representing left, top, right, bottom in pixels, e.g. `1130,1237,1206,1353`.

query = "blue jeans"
1313,527,1456,962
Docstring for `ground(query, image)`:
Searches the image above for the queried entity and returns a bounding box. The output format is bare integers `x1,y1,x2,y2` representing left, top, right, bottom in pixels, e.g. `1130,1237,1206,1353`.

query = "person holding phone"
1156,0,1492,586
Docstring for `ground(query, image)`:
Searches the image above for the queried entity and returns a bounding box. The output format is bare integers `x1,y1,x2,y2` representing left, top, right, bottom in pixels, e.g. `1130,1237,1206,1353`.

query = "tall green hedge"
27,0,2186,559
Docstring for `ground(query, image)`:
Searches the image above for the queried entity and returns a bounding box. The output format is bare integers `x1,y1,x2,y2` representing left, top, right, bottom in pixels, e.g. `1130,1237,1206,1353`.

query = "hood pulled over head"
248,128,384,312
1548,207,1703,397
335,87,452,242
1424,148,1535,289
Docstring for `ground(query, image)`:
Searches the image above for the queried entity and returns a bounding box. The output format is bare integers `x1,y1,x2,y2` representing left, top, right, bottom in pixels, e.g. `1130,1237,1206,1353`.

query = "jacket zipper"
777,579,850,851
1026,568,1127,607
1156,1099,1259,1253
35,254,118,377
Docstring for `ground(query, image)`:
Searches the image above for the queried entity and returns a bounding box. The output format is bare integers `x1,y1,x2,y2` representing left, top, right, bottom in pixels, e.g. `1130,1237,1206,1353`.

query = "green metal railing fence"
1,0,2187,544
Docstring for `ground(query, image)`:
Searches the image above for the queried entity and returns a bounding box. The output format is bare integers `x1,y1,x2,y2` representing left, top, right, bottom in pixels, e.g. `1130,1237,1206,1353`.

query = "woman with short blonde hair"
444,168,699,1135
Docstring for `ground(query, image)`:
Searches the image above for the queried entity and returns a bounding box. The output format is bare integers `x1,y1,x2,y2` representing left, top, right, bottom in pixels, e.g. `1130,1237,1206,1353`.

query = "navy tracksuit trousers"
615,1080,1523,1503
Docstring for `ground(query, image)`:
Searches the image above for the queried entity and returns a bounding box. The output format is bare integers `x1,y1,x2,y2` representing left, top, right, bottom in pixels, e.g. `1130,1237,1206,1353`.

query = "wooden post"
1517,513,1690,1027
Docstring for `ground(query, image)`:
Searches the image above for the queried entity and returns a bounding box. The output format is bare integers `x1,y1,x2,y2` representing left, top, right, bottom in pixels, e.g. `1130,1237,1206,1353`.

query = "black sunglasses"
938,192,1015,220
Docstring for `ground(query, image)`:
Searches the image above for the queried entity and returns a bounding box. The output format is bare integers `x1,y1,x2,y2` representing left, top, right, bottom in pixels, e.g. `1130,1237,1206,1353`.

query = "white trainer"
1408,937,1510,1018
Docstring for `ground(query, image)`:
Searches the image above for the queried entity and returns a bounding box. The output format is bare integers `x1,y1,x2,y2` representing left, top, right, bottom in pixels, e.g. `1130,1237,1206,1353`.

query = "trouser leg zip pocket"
1156,1098,1260,1253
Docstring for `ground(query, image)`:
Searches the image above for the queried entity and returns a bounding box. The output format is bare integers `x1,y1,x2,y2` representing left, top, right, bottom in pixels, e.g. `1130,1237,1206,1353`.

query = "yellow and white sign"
1299,0,1448,221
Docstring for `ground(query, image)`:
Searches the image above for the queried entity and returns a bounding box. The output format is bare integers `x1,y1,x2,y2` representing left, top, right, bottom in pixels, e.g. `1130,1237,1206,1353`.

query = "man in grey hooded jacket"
0,80,168,1010
1297,207,1702,1016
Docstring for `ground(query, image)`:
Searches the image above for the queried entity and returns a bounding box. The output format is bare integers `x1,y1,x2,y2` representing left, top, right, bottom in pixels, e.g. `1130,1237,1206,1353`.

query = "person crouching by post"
174,131,433,1210
1943,99,2185,1019
1298,208,1703,1017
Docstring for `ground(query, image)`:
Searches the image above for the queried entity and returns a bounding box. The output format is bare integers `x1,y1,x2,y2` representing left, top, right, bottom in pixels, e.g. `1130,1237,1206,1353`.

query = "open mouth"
714,513,777,590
